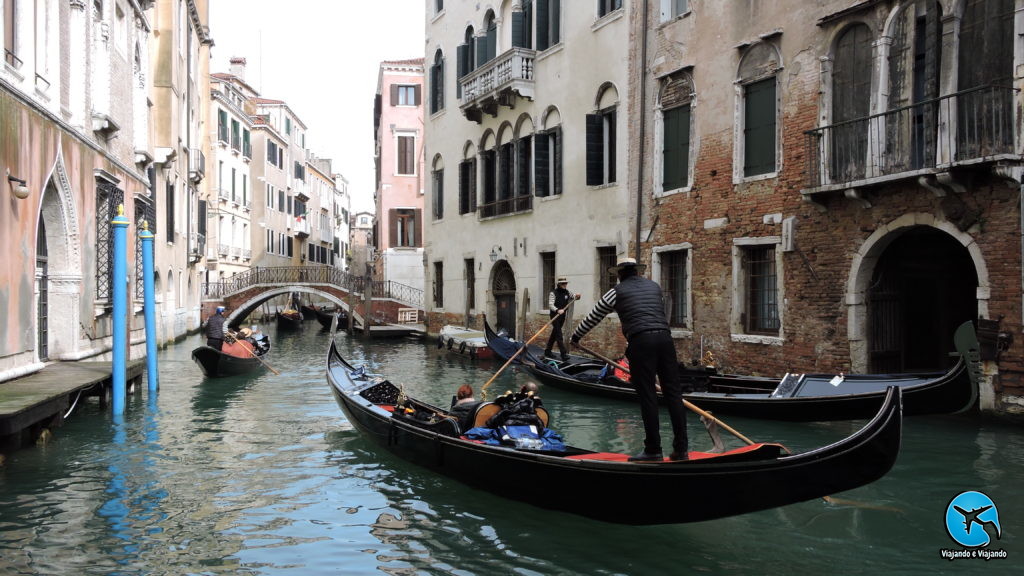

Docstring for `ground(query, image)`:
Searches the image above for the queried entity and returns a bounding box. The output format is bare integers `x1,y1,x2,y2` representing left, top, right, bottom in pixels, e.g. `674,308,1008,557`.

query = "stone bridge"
201,266,424,329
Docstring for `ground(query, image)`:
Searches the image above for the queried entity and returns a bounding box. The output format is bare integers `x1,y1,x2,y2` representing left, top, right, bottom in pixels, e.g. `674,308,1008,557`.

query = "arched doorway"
868,227,977,372
37,157,81,360
491,261,517,337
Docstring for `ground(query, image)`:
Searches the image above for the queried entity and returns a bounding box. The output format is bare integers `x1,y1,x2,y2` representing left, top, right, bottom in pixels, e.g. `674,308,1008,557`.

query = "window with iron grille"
743,245,780,334
96,180,124,302
597,246,617,296
660,249,688,328
540,251,556,309
433,261,444,308
465,259,475,310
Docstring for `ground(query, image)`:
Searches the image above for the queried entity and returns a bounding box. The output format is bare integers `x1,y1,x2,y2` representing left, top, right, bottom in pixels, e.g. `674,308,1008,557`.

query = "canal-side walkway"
0,359,145,452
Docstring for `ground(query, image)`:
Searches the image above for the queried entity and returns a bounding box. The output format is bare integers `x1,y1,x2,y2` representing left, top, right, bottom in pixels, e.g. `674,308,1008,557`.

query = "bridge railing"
201,266,424,308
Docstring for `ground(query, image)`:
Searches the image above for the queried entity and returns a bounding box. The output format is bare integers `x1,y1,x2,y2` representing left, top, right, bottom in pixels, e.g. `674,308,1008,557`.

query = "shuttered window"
586,109,616,186
390,208,421,248
397,135,416,175
430,51,445,114
662,106,691,190
743,78,776,177
512,2,532,49
481,149,497,217
432,168,444,220
959,0,1014,89
516,135,532,197
433,261,444,308
458,158,477,215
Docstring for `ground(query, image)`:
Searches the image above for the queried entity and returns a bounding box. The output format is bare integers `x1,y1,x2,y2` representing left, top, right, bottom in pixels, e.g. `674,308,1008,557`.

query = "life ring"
459,341,468,354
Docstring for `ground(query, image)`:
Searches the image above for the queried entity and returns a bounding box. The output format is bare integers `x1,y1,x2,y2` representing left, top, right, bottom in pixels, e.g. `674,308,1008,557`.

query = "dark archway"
36,217,49,361
491,261,517,337
868,227,977,372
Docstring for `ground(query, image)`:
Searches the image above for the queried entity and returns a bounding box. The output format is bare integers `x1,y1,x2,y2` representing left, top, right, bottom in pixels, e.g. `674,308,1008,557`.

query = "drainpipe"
635,0,649,264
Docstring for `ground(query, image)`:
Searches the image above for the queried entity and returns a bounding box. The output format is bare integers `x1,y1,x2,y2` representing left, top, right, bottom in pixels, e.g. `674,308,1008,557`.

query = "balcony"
242,248,252,260
479,194,533,219
292,217,311,238
189,232,205,264
460,47,536,123
804,85,1019,200
218,187,230,201
218,243,230,256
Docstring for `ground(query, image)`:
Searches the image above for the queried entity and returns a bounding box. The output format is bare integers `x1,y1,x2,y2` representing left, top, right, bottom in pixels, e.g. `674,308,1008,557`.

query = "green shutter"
743,78,776,177
585,114,603,185
663,106,690,190
551,0,560,45
511,11,526,48
536,0,549,50
535,131,549,196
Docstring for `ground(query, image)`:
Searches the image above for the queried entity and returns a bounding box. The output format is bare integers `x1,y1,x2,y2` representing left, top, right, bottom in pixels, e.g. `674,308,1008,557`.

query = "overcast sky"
208,0,426,213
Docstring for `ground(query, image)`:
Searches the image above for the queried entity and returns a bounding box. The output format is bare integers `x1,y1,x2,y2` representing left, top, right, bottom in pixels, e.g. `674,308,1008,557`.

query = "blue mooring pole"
111,205,130,415
140,220,158,392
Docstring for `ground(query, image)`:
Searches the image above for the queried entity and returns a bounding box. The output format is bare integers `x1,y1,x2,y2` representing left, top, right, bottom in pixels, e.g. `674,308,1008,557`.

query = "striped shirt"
571,287,618,341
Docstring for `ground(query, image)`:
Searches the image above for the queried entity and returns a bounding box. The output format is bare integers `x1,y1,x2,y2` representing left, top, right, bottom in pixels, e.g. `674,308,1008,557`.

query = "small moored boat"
315,307,350,330
276,309,303,331
325,337,902,525
437,325,494,359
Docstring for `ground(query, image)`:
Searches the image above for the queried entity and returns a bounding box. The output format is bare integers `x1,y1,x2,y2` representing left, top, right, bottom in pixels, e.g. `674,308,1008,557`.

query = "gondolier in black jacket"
570,257,687,462
544,276,580,361
205,306,227,351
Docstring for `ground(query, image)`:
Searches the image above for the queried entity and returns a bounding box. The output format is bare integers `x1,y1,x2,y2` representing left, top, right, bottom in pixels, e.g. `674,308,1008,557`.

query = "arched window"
886,1,941,169
736,42,781,179
430,48,445,114
536,107,562,197
586,84,619,186
659,72,694,193
830,23,872,181
515,114,535,201
483,11,497,63
459,141,478,215
457,26,475,99
496,122,516,214
432,154,445,221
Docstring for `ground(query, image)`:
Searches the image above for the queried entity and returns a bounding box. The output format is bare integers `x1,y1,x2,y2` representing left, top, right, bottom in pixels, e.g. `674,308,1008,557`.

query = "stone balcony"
460,47,535,123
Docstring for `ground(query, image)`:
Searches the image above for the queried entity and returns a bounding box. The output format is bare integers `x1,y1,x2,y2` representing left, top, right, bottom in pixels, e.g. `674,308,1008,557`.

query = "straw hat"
609,256,646,274
239,327,252,338
556,276,568,284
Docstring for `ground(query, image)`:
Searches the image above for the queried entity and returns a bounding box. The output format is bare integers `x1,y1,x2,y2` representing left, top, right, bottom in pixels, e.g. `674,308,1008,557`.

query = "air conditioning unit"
189,149,206,183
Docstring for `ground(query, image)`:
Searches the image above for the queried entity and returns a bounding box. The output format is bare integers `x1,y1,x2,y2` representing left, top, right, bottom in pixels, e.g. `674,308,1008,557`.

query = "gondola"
276,309,303,331
315,307,350,330
484,319,980,421
326,337,902,525
300,304,319,321
192,332,271,378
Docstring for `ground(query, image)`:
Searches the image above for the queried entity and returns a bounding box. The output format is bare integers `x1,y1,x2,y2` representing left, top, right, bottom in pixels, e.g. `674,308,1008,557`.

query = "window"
285,117,291,135
512,1,532,49
230,119,240,150
660,249,688,328
597,247,617,296
217,109,228,143
230,167,237,202
458,157,477,215
430,50,445,114
586,107,617,185
598,0,622,18
397,135,416,175
432,164,444,220
96,179,124,301
278,188,285,212
4,0,17,67
516,135,532,198
536,0,560,50
481,146,497,216
433,261,444,308
498,140,514,212
242,129,251,158
456,27,475,99
743,77,776,177
267,140,278,166
242,175,248,206
660,73,693,192
465,259,476,310
435,0,443,13
481,11,497,63
165,181,174,243
393,84,419,106
266,228,274,254
266,183,275,209
830,24,872,182
661,0,689,21
390,208,420,247
741,244,779,335
540,252,556,308
294,161,305,181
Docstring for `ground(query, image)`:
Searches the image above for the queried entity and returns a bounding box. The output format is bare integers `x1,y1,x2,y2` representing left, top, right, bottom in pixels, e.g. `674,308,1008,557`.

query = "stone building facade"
628,0,1023,417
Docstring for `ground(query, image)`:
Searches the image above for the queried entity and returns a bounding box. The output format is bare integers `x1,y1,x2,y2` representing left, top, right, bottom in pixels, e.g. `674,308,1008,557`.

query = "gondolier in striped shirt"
570,257,687,462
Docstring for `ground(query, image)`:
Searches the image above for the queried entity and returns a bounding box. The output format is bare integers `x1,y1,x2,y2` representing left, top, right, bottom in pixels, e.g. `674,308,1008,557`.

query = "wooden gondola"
192,333,272,378
484,319,980,421
315,307,350,330
300,304,319,321
276,309,303,331
326,337,902,525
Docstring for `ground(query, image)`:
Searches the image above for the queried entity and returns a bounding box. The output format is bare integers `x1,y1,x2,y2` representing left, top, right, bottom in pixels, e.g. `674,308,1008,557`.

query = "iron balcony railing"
200,265,424,309
805,85,1018,189
479,194,532,218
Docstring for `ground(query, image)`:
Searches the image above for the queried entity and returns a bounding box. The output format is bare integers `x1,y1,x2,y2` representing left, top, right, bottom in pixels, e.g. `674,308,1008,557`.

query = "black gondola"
300,304,319,321
315,307,350,330
484,319,979,421
276,309,303,331
192,334,272,378
326,338,902,525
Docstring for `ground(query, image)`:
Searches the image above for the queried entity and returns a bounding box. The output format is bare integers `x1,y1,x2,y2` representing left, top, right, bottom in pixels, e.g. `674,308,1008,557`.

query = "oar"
227,331,280,375
480,306,570,400
574,343,757,446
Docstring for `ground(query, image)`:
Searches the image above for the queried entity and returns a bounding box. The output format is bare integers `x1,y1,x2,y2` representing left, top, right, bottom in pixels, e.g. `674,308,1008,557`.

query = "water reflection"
0,327,1021,575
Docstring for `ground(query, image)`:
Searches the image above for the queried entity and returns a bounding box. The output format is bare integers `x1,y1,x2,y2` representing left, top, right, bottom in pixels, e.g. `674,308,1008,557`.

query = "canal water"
0,325,1020,575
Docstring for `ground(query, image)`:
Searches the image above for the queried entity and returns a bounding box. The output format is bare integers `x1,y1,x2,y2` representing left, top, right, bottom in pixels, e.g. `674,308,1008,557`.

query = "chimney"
229,57,247,80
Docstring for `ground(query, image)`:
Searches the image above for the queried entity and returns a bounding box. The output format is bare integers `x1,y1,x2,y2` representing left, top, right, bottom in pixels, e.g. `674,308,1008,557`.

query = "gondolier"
571,256,687,462
544,276,580,361
205,306,227,351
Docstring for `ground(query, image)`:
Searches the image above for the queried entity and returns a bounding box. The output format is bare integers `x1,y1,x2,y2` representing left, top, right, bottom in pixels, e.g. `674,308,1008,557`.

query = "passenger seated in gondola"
221,328,257,358
448,384,480,427
486,382,546,431
464,382,564,450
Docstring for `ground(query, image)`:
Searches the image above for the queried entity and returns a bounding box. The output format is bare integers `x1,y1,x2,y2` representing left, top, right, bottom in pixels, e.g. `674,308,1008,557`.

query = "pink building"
373,58,425,291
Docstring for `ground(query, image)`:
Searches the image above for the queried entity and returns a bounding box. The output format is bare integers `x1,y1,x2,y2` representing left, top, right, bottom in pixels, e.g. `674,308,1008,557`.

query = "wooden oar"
480,306,570,400
227,331,280,375
574,343,757,446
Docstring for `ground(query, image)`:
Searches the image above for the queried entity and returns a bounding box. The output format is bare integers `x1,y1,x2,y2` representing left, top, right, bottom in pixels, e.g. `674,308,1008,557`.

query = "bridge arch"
225,286,355,328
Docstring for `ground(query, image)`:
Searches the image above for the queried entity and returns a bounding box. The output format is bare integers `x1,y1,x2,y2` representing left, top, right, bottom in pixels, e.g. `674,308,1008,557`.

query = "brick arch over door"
846,213,989,376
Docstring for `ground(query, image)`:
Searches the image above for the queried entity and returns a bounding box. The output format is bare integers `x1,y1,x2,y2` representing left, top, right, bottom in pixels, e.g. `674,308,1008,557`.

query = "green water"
0,326,1020,575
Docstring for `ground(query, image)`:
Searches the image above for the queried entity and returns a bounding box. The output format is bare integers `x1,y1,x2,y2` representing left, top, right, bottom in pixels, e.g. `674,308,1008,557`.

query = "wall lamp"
489,245,503,263
7,171,30,200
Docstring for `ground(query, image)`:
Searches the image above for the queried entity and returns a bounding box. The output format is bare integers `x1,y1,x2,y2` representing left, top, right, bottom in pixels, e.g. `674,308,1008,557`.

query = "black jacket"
206,314,226,339
613,275,669,339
